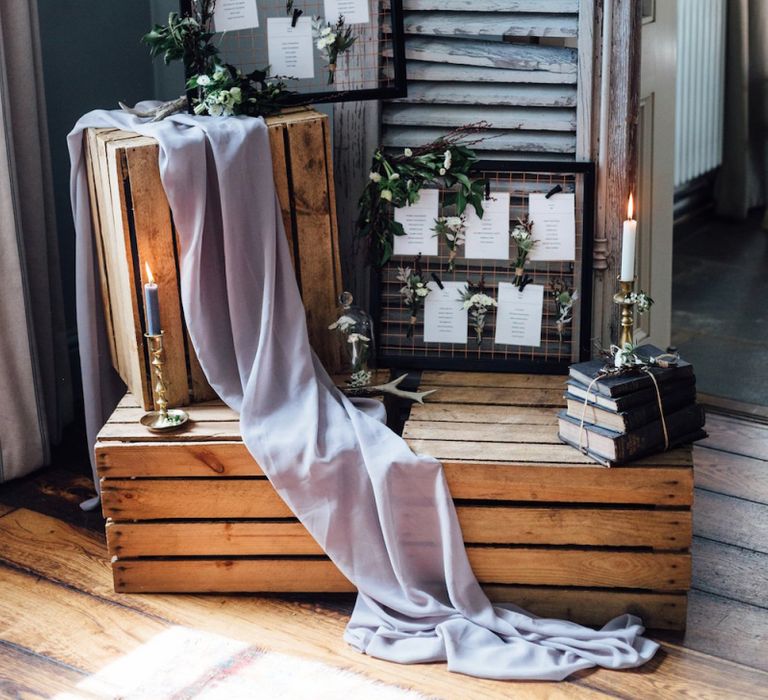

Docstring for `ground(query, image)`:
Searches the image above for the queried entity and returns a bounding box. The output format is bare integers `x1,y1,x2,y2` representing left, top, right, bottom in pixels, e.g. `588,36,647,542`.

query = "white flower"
196,75,212,86
369,171,382,183
439,168,446,176
390,173,400,180
208,103,224,117
447,216,462,228
416,287,429,297
329,315,355,332
321,26,332,36
404,148,413,157
443,149,452,170
229,87,242,103
380,189,393,202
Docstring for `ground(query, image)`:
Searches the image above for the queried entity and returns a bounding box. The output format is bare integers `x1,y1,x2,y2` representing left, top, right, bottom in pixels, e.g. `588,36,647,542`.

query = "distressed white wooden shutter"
382,0,593,160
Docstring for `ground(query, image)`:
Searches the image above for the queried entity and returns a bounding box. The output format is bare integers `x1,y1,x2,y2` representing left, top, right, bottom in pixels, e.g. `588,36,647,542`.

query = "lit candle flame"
627,193,634,220
145,262,155,284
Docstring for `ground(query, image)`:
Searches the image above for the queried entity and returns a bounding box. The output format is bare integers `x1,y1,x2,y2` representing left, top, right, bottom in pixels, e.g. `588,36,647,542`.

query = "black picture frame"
179,0,407,107
370,160,596,375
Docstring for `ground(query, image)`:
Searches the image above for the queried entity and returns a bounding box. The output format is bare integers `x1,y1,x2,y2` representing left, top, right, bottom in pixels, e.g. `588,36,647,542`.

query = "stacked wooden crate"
84,108,343,411
97,371,693,630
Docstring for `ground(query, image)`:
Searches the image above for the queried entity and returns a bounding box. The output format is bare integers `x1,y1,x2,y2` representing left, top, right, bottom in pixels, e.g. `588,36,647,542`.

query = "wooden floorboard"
2,409,767,696
1,507,766,698
699,414,768,461
694,445,768,504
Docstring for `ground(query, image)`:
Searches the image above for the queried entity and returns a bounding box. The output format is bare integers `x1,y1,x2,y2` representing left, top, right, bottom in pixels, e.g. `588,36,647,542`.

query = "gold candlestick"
613,278,636,349
140,332,189,432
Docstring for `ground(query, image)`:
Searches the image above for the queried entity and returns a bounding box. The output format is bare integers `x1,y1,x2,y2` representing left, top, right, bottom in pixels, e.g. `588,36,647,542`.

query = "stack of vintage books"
558,345,707,466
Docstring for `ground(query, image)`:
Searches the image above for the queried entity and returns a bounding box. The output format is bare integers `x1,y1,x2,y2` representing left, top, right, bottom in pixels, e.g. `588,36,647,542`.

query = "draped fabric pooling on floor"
68,107,658,681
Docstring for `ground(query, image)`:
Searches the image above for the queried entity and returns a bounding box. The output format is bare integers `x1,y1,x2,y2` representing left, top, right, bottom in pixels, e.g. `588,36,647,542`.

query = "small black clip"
485,180,491,200
431,272,444,290
291,7,303,27
545,184,563,199
519,275,533,292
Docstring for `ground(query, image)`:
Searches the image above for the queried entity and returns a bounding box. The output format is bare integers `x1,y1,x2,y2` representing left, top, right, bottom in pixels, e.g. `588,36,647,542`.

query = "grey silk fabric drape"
0,1,71,481
69,107,657,681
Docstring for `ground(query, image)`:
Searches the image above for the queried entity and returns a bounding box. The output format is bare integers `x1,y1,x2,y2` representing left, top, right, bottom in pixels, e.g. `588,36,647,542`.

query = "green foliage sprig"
142,0,293,117
356,123,491,267
312,15,357,84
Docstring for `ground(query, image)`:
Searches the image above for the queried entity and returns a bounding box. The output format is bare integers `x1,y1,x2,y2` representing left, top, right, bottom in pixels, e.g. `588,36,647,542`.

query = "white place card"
423,281,468,344
464,192,510,260
324,0,370,25
528,192,576,261
213,0,259,32
494,282,544,347
393,189,440,257
267,17,315,80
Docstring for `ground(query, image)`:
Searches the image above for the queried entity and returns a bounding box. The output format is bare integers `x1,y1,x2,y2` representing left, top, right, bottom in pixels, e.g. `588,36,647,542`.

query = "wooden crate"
95,372,693,630
85,108,343,411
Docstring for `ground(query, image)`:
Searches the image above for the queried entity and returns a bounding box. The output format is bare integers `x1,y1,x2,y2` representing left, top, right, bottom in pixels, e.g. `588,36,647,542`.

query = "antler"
341,373,436,404
119,96,188,122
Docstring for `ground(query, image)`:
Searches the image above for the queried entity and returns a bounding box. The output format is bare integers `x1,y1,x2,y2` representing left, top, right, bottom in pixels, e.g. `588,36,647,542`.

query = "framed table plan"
372,160,596,375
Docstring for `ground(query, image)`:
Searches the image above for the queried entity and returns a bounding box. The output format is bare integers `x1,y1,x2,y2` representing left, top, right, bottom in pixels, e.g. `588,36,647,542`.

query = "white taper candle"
620,194,637,282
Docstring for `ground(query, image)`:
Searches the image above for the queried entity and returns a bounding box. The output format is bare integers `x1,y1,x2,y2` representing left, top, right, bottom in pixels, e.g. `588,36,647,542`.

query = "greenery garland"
143,0,293,117
356,124,490,267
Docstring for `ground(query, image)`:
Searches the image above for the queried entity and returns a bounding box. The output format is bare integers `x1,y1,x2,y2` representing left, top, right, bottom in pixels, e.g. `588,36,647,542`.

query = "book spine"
614,404,705,462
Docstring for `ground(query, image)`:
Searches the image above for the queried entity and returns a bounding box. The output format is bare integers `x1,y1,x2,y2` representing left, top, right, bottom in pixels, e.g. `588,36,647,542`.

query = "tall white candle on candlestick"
620,193,637,282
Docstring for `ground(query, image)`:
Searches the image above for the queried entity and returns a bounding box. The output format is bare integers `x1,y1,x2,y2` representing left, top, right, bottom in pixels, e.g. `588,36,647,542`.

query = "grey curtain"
0,2,72,481
715,0,768,223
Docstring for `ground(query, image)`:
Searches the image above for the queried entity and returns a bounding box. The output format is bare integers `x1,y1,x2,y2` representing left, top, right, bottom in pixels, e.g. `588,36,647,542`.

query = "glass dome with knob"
328,291,375,387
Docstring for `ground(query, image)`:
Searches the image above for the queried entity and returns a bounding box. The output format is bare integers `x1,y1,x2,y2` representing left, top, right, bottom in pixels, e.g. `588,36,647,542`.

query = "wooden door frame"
587,0,643,354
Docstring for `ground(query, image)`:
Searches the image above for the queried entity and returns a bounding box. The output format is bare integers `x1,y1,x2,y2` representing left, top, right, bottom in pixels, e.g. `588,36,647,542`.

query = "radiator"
674,0,727,187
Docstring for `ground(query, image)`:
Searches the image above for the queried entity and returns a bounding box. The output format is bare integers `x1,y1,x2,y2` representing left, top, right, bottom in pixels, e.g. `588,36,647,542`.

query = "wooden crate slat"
443,463,693,505
418,386,565,406
108,402,239,424
286,117,343,372
123,141,189,408
266,123,296,269
96,441,262,477
467,549,691,590
110,548,689,593
484,587,687,631
100,478,291,519
92,131,148,397
106,506,690,558
420,370,567,388
113,558,354,594
107,519,325,557
404,421,561,443
84,129,119,370
409,403,558,424
391,83,577,108
98,421,242,442
401,12,578,39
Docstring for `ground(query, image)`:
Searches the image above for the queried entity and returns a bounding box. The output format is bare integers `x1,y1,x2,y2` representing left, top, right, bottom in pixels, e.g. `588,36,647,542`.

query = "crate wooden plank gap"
96,371,694,630
84,108,343,411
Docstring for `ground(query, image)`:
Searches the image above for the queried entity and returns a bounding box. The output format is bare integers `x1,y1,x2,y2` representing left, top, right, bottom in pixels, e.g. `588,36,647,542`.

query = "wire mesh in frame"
180,0,406,105
372,161,596,375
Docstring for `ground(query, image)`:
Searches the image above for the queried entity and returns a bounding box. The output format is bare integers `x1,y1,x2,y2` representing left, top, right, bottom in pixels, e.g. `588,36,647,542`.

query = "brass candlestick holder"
612,278,636,349
140,332,189,432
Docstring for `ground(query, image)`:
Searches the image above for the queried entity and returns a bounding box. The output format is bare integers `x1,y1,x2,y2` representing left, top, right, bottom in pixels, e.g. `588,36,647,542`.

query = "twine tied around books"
576,360,675,457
